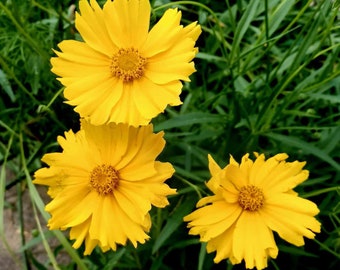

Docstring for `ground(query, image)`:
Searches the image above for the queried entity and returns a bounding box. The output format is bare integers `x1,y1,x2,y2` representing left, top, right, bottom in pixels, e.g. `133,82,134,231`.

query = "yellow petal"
185,201,234,226
185,202,241,242
249,153,291,189
205,175,222,194
266,193,320,216
145,161,175,184
61,70,112,100
208,154,221,175
84,237,100,255
133,162,176,207
195,194,221,208
116,182,152,215
51,54,110,79
148,184,176,207
114,189,147,223
119,131,165,180
106,82,149,126
115,125,155,170
266,163,308,193
238,153,253,182
109,196,150,247
221,188,239,204
85,82,124,125
41,133,98,172
142,9,182,57
53,40,109,65
229,154,239,166
46,187,97,229
86,122,131,166
69,218,92,249
182,21,201,41
224,164,248,189
144,38,197,83
67,77,122,125
206,225,237,264
76,0,116,55
248,153,266,186
232,211,278,270
261,201,321,246
89,196,126,247
219,169,240,196
133,77,182,119
103,0,150,48
33,167,62,186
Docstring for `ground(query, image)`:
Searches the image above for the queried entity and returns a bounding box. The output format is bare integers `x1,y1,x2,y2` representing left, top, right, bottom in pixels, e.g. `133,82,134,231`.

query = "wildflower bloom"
184,153,321,270
33,121,176,254
51,0,201,126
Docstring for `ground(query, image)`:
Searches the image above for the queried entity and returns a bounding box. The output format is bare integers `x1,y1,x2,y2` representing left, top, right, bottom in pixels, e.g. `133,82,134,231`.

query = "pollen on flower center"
238,185,264,211
110,48,146,82
90,164,119,195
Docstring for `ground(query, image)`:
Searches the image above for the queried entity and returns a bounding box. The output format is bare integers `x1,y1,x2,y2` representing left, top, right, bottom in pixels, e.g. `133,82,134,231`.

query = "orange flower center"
238,185,264,211
90,164,119,195
110,48,146,82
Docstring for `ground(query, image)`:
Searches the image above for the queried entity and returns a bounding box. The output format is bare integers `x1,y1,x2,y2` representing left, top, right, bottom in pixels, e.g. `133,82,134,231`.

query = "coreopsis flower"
184,153,321,270
51,0,201,126
33,121,176,254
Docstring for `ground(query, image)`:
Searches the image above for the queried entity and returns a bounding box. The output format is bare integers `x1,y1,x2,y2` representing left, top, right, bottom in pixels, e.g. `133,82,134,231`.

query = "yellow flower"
184,153,321,270
33,121,176,255
51,0,201,126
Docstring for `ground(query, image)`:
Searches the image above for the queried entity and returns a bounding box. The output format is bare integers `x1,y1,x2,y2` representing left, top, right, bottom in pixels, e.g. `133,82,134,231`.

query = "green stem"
313,238,340,259
173,173,203,199
155,208,162,238
302,187,340,198
0,120,19,137
17,182,29,270
32,202,61,270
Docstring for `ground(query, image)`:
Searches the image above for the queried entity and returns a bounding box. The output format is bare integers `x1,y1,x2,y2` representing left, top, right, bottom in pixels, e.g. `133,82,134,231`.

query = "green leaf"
0,69,15,102
267,0,296,36
265,133,340,171
278,244,319,257
230,0,261,63
154,112,226,131
152,196,196,254
309,93,340,104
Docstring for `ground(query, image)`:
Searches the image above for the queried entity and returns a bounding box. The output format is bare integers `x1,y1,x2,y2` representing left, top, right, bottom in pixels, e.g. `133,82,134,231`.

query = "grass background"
0,0,339,269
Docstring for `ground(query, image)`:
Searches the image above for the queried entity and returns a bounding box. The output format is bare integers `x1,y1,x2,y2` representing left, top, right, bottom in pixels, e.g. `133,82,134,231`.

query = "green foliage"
1,0,339,269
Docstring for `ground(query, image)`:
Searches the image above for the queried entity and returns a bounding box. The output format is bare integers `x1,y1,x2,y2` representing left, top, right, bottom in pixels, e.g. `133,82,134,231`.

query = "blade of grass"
198,242,207,270
32,201,61,270
255,0,333,131
154,112,226,131
17,182,30,269
152,195,196,254
229,0,261,67
313,238,340,259
264,133,340,171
